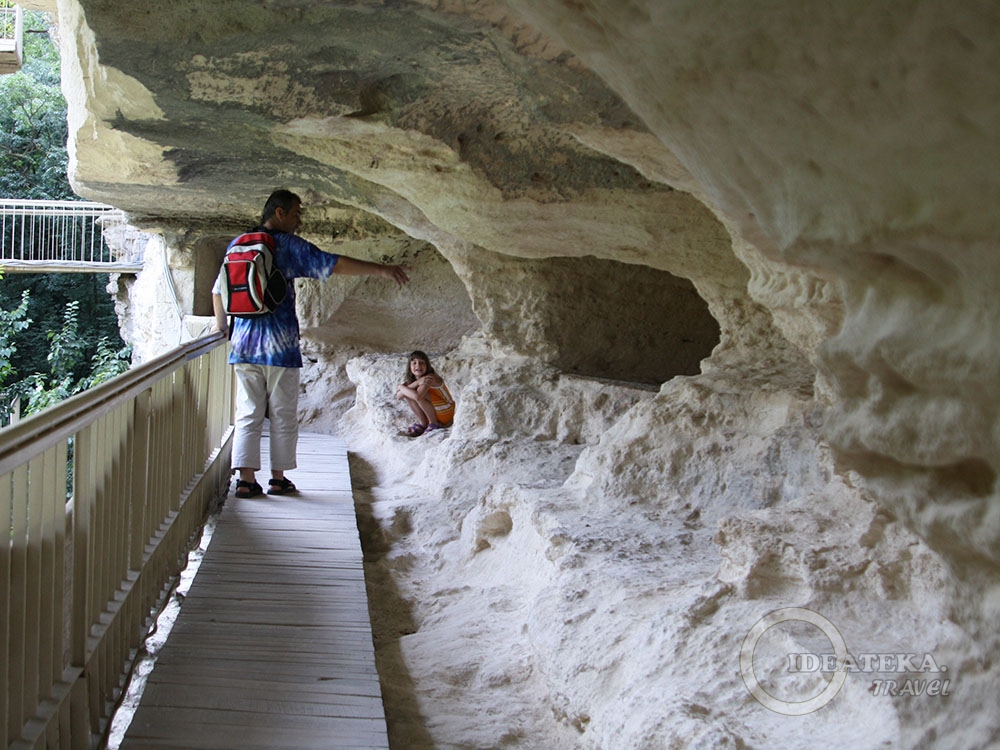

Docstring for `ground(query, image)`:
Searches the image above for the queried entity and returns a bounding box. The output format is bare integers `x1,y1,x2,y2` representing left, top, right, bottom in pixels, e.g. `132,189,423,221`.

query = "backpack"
217,231,287,317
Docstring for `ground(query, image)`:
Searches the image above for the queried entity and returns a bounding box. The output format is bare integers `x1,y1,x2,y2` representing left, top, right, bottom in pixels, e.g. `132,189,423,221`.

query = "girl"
396,350,455,437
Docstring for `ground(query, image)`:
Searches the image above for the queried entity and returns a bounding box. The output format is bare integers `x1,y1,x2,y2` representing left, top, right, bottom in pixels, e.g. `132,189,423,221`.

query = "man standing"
212,188,409,498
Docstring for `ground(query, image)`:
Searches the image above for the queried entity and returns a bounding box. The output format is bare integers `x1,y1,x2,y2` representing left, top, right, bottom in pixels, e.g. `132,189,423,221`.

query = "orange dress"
427,382,455,425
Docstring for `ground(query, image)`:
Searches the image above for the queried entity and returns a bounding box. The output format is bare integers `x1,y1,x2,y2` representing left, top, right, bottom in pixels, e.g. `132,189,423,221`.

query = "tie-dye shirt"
222,231,339,368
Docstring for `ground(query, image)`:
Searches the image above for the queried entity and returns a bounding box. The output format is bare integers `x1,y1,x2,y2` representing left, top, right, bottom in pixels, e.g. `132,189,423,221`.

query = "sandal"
424,422,443,434
405,423,426,438
234,479,263,498
267,477,297,496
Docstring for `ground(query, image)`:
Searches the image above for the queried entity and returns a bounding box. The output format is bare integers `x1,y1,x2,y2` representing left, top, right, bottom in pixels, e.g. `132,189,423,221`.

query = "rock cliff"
45,0,999,746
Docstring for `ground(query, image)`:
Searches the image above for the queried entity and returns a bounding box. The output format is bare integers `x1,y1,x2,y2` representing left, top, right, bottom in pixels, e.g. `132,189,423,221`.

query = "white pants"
232,363,300,472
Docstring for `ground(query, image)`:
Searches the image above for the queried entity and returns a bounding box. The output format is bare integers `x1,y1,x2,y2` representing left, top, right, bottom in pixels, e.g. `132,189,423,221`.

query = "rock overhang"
43,1,1000,746
61,0,745,380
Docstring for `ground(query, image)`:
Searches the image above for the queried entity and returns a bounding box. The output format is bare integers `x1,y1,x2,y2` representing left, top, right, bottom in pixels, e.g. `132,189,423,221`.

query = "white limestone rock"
54,0,1000,746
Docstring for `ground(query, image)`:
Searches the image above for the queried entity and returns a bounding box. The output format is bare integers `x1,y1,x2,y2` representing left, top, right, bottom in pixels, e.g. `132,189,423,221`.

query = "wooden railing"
1,332,234,749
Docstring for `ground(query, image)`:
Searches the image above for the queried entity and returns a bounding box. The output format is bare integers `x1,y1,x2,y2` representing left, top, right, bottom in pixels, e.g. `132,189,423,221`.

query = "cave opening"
542,256,720,386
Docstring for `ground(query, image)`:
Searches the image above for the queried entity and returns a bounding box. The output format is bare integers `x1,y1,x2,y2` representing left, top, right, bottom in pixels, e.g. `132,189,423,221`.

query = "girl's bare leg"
398,386,437,425
413,384,439,425
404,398,429,425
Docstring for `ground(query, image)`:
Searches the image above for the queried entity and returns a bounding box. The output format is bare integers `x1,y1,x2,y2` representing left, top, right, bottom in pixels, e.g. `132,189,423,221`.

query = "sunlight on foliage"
0,10,132,428
0,9,70,200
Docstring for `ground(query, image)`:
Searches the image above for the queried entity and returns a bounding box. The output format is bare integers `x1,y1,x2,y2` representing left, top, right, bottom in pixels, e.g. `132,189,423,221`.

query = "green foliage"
46,300,83,381
0,288,31,388
78,336,133,391
46,300,85,381
0,10,72,200
0,11,132,427
0,273,124,390
20,371,71,415
0,296,131,426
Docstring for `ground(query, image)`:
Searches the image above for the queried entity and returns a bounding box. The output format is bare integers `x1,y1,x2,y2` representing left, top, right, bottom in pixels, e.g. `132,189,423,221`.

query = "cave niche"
542,256,719,386
191,235,231,317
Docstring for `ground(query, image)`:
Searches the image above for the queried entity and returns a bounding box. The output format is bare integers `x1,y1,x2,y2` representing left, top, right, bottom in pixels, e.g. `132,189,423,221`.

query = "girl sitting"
396,350,455,437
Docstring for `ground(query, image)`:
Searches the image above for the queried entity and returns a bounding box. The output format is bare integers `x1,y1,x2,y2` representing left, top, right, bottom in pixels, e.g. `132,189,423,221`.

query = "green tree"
0,10,131,426
79,335,133,390
1,298,131,425
1,274,125,393
0,288,31,389
0,9,72,200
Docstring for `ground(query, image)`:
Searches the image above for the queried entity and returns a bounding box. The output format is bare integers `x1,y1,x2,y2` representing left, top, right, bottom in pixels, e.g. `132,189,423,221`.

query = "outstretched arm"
333,256,410,286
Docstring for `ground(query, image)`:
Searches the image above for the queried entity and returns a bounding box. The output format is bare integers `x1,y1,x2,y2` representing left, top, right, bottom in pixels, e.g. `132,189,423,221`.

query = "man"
212,188,409,498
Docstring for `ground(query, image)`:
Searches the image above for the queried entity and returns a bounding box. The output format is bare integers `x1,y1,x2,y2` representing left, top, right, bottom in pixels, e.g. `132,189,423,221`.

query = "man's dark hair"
261,189,301,224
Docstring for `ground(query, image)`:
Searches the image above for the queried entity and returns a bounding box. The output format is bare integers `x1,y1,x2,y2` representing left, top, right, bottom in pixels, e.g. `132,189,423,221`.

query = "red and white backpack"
217,231,287,317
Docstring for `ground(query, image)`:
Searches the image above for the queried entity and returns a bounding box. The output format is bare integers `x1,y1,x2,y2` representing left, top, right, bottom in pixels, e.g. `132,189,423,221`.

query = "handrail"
2,332,234,749
0,199,146,272
0,333,225,475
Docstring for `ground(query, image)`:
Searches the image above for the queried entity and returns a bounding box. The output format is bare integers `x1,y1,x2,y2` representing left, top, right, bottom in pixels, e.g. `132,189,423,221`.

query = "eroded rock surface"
46,0,1000,746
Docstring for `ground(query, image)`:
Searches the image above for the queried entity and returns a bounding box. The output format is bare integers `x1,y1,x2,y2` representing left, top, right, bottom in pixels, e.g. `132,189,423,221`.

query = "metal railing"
0,201,146,273
0,2,22,75
2,332,234,749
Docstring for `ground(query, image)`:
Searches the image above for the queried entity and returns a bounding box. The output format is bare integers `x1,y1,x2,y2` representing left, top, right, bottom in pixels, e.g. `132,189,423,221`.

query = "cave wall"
45,0,1000,747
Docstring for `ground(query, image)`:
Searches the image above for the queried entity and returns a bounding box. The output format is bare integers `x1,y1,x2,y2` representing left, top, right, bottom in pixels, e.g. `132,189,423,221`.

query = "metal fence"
0,1,22,75
0,1,19,41
0,200,146,273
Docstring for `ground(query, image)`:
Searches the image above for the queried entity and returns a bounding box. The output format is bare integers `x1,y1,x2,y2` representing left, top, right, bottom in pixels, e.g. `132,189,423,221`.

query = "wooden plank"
137,682,384,716
152,652,378,674
159,624,377,645
142,670,383,697
128,709,389,735
196,547,365,560
120,430,388,749
153,636,378,659
153,640,378,663
126,708,388,743
196,556,365,568
134,662,383,692
166,610,376,627
174,591,371,606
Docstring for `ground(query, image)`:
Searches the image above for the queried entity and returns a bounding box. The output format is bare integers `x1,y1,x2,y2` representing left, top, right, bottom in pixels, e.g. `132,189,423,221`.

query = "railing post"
70,424,94,722
37,445,60,699
1,467,10,746
170,368,185,510
130,390,151,573
9,464,28,742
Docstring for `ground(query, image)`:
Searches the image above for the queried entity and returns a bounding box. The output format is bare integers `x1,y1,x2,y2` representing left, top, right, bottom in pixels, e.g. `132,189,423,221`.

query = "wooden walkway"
120,432,389,750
